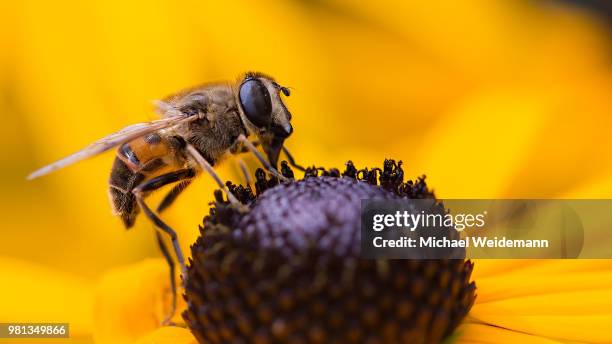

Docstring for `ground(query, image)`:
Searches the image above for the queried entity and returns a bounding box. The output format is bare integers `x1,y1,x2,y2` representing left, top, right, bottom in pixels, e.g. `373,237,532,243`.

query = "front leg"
230,139,260,154
236,134,289,182
281,146,306,172
232,140,305,174
229,140,259,185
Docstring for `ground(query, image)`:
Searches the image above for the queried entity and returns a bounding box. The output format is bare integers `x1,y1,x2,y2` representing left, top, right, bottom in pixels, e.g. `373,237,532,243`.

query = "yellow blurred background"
0,0,611,340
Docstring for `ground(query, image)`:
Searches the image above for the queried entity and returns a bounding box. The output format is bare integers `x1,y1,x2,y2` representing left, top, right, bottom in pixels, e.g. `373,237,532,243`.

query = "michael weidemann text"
372,236,550,249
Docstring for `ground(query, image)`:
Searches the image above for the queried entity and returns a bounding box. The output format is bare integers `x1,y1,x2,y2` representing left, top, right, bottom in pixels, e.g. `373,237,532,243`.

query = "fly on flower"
26,72,305,323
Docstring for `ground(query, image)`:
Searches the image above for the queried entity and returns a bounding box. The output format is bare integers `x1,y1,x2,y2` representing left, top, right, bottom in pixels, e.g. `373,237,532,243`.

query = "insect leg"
136,196,185,323
157,179,193,319
154,230,177,325
133,169,194,324
236,159,252,185
237,140,260,152
157,179,193,213
281,146,306,171
237,134,289,182
154,179,193,325
185,144,242,206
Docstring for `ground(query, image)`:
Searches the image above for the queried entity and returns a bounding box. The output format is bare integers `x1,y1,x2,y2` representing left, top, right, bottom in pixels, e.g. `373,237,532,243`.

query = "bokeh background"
1,0,611,341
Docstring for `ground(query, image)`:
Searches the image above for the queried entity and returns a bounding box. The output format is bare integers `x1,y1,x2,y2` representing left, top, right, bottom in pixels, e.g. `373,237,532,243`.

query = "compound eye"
239,78,272,128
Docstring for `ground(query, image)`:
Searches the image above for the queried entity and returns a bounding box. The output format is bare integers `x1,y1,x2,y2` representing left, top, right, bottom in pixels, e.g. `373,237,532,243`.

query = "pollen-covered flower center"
239,176,399,256
183,160,476,344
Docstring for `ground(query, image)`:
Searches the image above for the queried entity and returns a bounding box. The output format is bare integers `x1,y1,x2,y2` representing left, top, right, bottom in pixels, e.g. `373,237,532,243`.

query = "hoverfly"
28,72,304,322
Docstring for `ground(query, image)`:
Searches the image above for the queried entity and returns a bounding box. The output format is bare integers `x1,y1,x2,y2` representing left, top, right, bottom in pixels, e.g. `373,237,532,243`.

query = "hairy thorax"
164,83,247,165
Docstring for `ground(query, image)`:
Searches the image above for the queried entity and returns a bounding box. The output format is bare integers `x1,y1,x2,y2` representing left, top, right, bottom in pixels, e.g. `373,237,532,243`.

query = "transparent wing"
27,114,195,180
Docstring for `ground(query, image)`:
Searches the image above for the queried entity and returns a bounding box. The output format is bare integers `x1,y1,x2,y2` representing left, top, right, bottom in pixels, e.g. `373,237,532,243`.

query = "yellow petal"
473,289,612,316
408,90,551,198
467,315,612,344
470,288,612,343
471,260,545,279
0,256,93,338
454,322,562,344
476,270,612,303
134,326,196,344
93,259,186,344
474,259,612,280
567,174,612,198
470,260,612,342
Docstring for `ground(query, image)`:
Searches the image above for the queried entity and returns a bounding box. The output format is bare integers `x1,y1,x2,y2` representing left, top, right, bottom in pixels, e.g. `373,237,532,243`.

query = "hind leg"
132,169,194,324
154,231,177,325
154,179,193,324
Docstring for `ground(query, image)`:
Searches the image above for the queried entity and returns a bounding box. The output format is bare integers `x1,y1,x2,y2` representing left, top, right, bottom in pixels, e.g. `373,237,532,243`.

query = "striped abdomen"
108,133,183,228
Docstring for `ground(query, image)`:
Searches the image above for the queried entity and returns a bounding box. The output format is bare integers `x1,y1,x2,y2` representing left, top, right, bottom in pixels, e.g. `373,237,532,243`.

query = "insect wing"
27,115,194,180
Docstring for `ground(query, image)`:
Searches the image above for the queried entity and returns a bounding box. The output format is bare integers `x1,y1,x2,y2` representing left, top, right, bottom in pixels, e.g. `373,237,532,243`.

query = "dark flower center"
183,160,476,344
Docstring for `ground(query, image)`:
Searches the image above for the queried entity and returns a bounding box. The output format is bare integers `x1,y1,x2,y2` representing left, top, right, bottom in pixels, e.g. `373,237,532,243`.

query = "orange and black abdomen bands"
109,157,145,228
